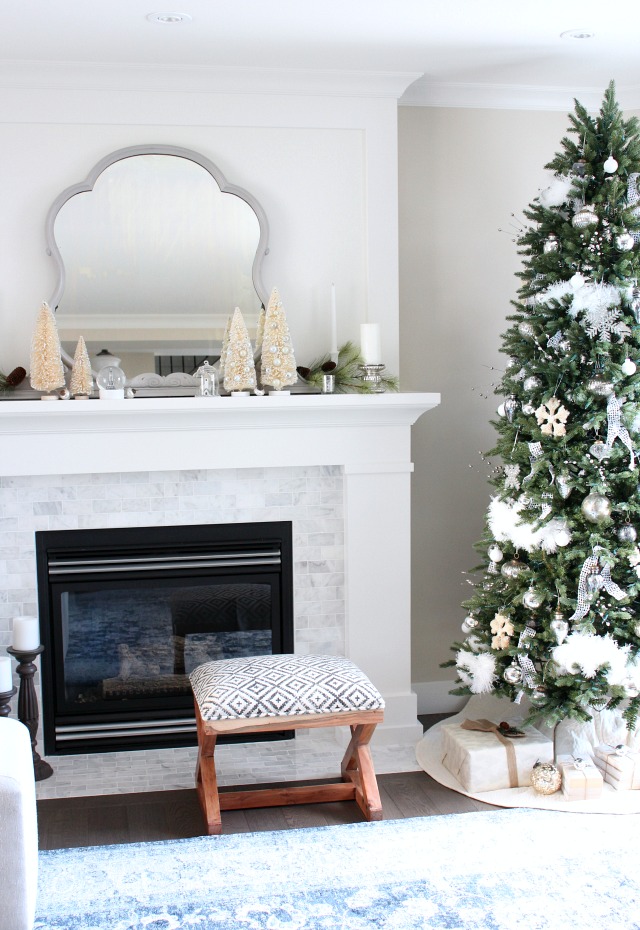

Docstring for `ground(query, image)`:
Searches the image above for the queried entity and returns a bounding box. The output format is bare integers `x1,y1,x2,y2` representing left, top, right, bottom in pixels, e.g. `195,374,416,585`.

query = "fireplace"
35,521,294,754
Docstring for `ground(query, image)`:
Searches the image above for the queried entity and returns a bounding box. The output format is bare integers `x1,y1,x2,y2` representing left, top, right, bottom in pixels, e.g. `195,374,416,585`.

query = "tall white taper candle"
330,284,338,361
360,323,381,364
12,616,40,651
0,657,11,692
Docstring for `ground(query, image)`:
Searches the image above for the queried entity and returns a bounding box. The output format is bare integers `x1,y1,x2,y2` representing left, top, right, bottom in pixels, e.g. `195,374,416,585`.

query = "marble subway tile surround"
0,465,345,796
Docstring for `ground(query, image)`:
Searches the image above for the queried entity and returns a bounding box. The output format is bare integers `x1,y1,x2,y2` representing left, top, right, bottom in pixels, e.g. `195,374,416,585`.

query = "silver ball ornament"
622,358,637,376
581,492,612,524
522,403,535,415
523,375,542,392
461,616,479,634
501,559,528,581
618,524,638,543
503,664,523,684
603,154,619,174
616,231,635,251
529,686,547,707
543,234,560,253
523,587,544,609
530,761,561,795
587,375,614,397
497,403,506,417
518,321,535,339
572,204,598,229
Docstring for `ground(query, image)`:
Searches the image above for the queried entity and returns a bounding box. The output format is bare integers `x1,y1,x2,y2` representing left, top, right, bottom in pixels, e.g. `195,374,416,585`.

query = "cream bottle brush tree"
223,307,257,394
30,301,66,397
259,287,298,392
69,336,93,398
218,314,232,379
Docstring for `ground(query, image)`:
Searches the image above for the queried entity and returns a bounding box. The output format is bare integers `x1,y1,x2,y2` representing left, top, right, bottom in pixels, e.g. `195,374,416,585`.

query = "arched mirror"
46,145,269,392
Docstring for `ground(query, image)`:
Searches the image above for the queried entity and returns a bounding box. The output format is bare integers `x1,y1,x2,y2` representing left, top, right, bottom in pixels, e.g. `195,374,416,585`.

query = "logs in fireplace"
35,522,293,754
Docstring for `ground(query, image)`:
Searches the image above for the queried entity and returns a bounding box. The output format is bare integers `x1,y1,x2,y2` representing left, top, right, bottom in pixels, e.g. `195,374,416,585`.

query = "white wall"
0,76,403,376
399,106,570,709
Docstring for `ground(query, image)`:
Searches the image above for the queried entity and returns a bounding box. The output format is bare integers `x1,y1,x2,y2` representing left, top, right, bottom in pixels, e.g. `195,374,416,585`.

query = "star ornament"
535,396,570,437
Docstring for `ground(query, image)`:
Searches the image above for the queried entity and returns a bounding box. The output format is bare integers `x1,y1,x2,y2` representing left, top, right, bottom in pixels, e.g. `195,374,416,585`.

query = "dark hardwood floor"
37,714,496,850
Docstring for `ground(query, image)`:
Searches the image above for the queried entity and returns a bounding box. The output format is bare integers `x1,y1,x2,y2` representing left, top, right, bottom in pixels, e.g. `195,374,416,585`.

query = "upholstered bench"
189,653,385,835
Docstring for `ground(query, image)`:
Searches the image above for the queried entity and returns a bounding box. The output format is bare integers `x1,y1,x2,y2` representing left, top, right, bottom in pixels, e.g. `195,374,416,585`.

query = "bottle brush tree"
446,82,640,731
30,301,66,395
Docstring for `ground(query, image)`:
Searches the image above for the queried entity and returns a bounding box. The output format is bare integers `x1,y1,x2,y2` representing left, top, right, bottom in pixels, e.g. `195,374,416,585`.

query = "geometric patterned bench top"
189,653,385,722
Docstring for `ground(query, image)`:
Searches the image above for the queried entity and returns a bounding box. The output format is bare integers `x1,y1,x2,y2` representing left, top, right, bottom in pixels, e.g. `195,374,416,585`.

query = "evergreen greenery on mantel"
446,82,640,730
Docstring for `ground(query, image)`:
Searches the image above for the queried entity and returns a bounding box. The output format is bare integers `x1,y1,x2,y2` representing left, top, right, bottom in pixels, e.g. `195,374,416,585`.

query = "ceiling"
2,0,640,108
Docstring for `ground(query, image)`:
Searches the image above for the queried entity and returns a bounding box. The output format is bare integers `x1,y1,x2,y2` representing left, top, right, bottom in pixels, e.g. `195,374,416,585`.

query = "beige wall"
399,106,570,707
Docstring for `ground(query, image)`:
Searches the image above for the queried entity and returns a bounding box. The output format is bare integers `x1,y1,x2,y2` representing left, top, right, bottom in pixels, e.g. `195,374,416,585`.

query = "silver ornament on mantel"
550,610,569,645
501,558,529,581
543,234,560,253
618,524,638,543
581,492,612,524
523,375,542,392
572,204,599,229
523,587,544,610
616,231,635,251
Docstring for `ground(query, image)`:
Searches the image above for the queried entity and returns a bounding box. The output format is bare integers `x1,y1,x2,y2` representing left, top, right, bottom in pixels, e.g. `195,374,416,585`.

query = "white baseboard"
412,680,467,715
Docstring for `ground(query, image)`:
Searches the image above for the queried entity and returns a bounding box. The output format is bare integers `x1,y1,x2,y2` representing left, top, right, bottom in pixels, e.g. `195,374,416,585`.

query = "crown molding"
0,60,422,100
400,79,640,112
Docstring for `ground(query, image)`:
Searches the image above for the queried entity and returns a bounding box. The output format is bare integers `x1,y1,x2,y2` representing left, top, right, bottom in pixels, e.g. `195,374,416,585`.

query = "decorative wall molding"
0,60,422,100
400,79,640,112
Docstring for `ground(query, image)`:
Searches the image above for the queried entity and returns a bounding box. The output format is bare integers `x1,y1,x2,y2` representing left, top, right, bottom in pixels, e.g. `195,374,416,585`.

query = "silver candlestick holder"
358,363,386,393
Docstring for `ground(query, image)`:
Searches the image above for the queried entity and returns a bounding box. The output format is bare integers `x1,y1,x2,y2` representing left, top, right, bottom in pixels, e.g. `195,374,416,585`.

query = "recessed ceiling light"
146,11,192,24
560,29,595,40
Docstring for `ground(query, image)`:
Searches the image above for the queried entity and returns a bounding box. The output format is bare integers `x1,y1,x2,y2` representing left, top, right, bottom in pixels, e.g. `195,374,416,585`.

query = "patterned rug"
36,808,640,929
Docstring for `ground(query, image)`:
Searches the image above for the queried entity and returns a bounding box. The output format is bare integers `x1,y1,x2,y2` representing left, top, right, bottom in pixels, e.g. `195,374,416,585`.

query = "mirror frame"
45,144,270,377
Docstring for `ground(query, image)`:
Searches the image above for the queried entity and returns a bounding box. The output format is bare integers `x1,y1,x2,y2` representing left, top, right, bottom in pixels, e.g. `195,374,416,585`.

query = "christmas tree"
29,301,65,395
260,288,297,392
69,336,93,397
222,307,257,394
447,83,640,731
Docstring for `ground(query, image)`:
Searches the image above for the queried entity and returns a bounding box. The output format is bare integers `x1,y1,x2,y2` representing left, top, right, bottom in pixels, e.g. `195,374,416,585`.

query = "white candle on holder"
12,616,40,651
360,323,381,365
330,284,338,360
0,657,11,692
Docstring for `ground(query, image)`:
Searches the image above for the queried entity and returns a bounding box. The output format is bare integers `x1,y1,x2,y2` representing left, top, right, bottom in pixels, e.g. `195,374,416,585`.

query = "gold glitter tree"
29,301,65,395
222,307,257,394
259,288,297,392
69,336,93,398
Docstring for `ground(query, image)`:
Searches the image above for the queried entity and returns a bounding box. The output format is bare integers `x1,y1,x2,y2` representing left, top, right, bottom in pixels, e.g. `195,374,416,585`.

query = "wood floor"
37,716,497,850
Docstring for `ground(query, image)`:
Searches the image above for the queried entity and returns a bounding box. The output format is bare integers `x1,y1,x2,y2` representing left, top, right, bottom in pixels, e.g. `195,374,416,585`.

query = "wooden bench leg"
340,723,383,822
194,705,222,835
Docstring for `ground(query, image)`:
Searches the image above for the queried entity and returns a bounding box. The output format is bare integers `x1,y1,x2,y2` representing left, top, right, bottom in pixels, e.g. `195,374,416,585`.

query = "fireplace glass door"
36,523,293,754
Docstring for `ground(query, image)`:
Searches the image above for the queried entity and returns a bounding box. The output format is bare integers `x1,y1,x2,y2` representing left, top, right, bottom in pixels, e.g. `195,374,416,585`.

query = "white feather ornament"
456,650,497,694
538,174,573,208
552,632,630,683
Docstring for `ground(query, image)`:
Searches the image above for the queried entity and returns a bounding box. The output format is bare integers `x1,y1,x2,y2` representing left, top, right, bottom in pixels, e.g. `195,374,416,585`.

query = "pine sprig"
297,341,399,393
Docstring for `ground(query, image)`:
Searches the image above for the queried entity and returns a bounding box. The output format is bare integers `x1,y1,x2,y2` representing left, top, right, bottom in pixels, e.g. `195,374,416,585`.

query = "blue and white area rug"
36,808,640,930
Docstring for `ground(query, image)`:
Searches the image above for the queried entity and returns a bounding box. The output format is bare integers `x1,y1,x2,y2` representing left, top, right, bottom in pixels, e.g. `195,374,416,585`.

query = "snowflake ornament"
503,464,521,490
490,613,514,650
535,397,569,437
584,305,630,342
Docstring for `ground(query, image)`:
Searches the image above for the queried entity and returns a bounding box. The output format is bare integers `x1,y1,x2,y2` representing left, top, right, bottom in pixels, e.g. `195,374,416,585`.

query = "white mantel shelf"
0,392,440,478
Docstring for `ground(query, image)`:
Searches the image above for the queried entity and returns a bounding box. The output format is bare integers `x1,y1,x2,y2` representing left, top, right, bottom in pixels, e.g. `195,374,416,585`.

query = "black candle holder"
0,686,17,717
6,645,54,781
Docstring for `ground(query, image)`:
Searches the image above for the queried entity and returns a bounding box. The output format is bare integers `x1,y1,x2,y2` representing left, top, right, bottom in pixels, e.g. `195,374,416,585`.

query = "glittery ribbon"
569,549,626,622
547,330,565,350
522,441,544,484
604,393,636,470
516,626,537,687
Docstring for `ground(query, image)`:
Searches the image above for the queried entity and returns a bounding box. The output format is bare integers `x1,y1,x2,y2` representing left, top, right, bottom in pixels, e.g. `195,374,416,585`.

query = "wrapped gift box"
593,744,640,790
557,754,603,800
441,720,553,793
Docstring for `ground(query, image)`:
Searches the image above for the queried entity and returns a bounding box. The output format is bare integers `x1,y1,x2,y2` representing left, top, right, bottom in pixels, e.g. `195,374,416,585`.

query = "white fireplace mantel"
0,392,440,745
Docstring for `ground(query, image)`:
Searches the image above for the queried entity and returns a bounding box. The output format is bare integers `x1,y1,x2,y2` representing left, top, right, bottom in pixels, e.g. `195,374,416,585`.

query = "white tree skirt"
415,694,640,814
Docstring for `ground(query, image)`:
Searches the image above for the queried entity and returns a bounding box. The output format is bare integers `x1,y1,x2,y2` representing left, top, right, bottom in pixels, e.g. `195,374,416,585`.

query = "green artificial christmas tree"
446,83,640,731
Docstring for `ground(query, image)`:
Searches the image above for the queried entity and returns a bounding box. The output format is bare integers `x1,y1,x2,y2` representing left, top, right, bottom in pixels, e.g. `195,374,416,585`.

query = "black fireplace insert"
35,522,294,754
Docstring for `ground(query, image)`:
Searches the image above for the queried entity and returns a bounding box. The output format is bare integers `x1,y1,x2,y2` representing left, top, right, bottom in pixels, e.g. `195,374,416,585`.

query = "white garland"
552,632,631,685
488,496,571,553
456,651,497,694
538,174,574,208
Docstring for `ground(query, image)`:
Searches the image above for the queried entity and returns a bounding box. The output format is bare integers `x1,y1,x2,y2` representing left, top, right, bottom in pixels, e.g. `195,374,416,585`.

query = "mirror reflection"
49,148,268,389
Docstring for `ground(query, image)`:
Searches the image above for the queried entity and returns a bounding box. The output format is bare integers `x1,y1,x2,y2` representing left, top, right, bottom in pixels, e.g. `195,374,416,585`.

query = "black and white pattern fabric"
190,654,385,721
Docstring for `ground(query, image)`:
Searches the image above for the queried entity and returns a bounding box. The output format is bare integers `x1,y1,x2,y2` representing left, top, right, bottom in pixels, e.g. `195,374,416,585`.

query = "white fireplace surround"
0,392,438,756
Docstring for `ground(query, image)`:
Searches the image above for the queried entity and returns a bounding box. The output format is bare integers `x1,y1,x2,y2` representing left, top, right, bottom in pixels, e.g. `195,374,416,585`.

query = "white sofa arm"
0,717,38,930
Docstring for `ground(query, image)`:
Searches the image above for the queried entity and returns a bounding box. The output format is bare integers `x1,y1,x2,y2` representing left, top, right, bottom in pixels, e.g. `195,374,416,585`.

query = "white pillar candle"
0,657,11,692
330,284,338,360
12,616,40,651
360,323,381,365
